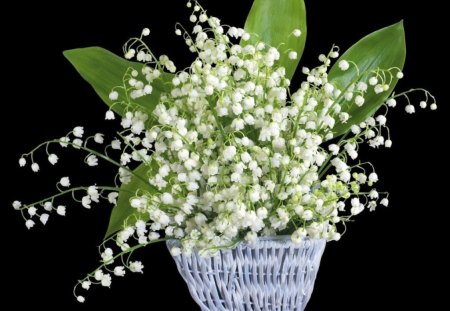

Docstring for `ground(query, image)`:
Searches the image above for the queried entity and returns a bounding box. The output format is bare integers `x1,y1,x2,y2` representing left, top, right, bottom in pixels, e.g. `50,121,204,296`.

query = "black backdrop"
3,0,448,309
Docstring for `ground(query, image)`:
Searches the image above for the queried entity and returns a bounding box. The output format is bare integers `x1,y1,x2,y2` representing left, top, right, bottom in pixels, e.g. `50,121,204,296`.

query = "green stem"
24,140,148,185
74,238,168,298
391,88,431,99
209,99,227,140
19,186,129,210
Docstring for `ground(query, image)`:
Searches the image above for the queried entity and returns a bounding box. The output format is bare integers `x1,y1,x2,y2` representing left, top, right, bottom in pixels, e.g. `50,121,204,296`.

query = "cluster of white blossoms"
13,126,123,231
14,1,436,302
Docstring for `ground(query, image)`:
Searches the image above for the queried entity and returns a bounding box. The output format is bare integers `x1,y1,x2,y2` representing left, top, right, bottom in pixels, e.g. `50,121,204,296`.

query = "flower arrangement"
13,0,436,304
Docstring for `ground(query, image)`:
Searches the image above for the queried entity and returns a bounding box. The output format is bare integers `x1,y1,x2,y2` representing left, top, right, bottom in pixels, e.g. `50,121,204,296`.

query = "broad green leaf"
244,0,307,80
105,163,157,238
63,47,172,118
328,21,406,137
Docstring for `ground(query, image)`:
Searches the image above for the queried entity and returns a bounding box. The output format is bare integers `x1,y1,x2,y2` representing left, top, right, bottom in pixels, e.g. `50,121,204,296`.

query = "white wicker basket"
167,236,326,311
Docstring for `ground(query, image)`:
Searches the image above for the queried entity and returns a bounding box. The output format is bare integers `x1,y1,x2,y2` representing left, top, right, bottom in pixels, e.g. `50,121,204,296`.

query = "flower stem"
19,186,130,210
24,140,148,185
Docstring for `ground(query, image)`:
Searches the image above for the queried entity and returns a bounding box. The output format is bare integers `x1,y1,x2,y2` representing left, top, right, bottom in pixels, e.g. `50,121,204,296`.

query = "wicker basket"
167,236,326,311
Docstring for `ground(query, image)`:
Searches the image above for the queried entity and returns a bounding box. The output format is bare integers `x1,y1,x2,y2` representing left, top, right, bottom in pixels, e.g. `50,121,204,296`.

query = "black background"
3,0,448,309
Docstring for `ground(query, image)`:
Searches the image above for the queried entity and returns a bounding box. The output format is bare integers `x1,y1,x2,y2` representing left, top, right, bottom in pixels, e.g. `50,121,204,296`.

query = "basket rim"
166,235,326,252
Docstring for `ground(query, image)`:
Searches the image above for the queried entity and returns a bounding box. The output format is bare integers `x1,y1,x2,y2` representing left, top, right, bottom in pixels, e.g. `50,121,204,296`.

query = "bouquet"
13,0,436,303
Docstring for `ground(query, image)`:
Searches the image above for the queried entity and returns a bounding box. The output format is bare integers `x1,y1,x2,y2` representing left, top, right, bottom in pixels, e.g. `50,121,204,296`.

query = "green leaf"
105,163,156,238
63,47,172,118
243,0,307,80
328,21,406,137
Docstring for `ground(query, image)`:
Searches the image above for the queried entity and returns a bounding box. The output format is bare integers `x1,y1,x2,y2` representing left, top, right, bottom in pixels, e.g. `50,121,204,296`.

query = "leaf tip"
62,49,72,58
62,48,81,63
394,20,405,31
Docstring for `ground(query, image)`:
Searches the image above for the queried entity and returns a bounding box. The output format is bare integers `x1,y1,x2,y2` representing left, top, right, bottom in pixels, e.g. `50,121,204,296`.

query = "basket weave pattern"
167,237,326,311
